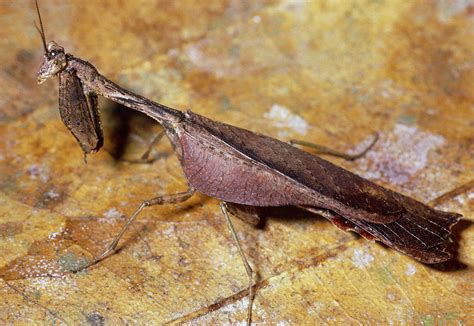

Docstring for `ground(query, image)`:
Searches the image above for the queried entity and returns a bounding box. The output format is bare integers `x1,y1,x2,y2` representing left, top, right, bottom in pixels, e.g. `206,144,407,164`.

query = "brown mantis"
34,1,461,324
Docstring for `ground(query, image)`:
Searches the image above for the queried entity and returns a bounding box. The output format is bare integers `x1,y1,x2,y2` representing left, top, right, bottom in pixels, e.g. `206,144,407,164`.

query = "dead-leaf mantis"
34,1,461,324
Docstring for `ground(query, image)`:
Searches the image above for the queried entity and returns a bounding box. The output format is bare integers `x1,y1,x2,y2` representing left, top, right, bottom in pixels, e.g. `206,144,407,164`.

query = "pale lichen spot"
103,207,121,219
264,104,309,136
27,164,50,183
162,224,176,238
45,189,60,199
405,263,416,276
276,321,291,326
468,192,474,200
355,124,445,190
437,0,472,22
48,229,63,240
98,207,123,224
352,248,374,268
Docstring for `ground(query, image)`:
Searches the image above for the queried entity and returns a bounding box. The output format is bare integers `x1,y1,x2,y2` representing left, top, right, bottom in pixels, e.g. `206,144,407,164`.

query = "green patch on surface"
32,290,41,300
422,315,434,326
58,252,90,274
219,95,232,112
376,267,395,285
396,114,416,125
228,44,241,59
445,311,459,321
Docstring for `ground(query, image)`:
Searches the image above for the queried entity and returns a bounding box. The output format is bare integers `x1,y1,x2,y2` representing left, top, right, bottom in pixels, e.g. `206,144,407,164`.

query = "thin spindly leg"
289,132,379,161
72,188,195,272
220,202,255,326
111,130,166,163
139,130,165,161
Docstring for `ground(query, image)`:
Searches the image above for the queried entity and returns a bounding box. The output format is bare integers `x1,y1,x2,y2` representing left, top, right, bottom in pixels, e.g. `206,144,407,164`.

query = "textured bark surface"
0,0,472,324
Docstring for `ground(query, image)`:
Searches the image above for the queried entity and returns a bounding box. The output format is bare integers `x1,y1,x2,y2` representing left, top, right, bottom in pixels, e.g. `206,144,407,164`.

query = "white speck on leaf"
352,248,374,268
28,272,78,301
455,195,465,205
468,192,474,200
27,164,50,183
104,207,122,219
99,207,123,224
437,0,472,21
405,263,417,276
307,301,324,315
218,296,249,314
387,292,396,301
48,229,63,240
162,225,176,237
45,189,60,199
264,104,309,135
275,321,290,326
252,15,261,23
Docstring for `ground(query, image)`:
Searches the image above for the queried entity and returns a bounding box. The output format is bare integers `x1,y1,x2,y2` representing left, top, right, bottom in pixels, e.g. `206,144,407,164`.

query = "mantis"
34,1,461,324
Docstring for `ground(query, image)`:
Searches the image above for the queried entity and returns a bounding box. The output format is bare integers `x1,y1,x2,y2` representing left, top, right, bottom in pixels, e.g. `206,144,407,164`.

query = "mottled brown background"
0,0,472,324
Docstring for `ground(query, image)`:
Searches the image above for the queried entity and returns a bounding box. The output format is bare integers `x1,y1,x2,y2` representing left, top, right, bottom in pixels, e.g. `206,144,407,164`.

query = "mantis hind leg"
220,202,256,326
289,132,379,161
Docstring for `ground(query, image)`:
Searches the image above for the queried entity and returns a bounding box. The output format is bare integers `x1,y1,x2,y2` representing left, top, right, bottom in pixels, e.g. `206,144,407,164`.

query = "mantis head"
35,0,67,84
37,41,67,84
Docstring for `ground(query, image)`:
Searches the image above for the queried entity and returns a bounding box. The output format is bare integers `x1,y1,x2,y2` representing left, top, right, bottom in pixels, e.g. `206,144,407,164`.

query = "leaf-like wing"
177,112,460,262
304,205,460,263
180,112,403,223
